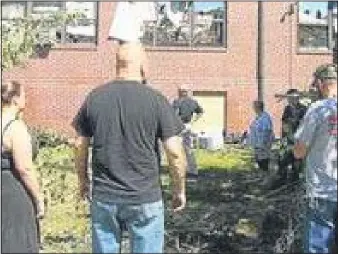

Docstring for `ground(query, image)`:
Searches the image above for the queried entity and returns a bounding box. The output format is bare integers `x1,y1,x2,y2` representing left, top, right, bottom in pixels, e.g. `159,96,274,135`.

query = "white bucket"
197,130,224,150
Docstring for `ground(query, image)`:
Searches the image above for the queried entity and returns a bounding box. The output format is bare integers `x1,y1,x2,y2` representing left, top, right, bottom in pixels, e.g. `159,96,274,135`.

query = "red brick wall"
3,2,118,135
263,2,333,135
3,1,333,137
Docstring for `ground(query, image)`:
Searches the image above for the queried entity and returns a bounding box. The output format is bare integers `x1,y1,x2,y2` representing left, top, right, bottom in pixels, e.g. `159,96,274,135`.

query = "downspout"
328,2,333,53
288,3,294,89
257,1,265,102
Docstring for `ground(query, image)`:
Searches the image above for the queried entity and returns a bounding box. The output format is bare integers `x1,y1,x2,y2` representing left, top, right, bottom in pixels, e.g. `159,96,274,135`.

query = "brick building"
2,1,336,137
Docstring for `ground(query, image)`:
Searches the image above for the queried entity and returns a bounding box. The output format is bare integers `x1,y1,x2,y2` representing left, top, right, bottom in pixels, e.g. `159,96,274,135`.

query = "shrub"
32,130,90,253
29,128,70,149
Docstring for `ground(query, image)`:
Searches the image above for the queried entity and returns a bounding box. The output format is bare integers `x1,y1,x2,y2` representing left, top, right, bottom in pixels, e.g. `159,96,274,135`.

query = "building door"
191,91,226,135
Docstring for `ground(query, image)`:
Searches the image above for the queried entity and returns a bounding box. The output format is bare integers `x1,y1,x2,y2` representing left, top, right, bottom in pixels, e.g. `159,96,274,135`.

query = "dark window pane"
153,1,192,46
299,24,329,49
298,2,330,49
141,1,226,47
30,2,62,43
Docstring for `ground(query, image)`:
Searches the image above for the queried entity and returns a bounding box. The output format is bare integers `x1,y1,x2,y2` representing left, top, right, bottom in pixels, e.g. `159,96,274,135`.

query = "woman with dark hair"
1,81,44,253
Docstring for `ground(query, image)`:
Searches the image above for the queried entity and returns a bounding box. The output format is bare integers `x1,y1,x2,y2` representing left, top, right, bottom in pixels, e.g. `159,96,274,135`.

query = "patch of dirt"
161,170,305,253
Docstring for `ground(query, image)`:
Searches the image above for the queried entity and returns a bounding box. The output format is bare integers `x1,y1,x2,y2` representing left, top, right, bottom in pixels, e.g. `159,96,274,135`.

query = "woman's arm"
11,121,43,213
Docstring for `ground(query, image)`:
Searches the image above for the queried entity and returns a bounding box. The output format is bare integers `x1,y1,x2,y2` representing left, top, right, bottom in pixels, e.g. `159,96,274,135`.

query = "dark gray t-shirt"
172,97,203,124
72,80,184,204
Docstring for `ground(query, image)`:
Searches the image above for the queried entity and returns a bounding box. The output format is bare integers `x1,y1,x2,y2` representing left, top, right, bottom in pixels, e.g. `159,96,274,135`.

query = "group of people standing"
1,1,337,253
2,61,336,254
248,87,307,181
247,63,337,253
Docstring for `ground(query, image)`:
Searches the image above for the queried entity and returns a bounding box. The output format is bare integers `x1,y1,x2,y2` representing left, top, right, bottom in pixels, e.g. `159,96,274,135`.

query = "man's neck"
116,76,143,83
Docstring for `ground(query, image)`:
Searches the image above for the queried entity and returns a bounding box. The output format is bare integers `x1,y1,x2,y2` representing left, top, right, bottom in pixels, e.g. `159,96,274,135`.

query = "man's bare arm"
293,141,307,159
74,136,90,199
163,135,187,212
12,121,44,217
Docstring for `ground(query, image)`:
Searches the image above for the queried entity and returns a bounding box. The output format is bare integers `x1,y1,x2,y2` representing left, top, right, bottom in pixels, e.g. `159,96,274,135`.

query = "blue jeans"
91,199,164,253
182,130,198,175
304,198,336,253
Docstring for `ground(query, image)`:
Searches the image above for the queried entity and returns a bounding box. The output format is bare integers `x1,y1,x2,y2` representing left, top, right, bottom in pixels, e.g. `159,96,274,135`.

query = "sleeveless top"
1,119,17,171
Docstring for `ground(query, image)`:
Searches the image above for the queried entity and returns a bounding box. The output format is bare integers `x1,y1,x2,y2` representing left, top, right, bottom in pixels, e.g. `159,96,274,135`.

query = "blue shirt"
249,111,274,159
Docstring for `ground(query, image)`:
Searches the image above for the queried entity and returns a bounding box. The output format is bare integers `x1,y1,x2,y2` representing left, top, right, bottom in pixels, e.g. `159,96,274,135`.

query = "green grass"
35,144,254,253
194,147,253,172
161,145,253,172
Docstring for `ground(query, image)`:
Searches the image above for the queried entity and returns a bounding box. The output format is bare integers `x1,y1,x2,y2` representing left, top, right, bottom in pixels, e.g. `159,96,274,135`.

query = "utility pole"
257,1,265,102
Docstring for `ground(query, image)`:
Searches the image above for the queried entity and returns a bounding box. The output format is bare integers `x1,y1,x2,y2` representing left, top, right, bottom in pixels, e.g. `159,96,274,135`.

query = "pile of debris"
162,171,306,253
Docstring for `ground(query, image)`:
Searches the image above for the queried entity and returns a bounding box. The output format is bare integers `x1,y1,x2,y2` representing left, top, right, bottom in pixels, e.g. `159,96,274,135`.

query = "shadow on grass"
161,166,291,253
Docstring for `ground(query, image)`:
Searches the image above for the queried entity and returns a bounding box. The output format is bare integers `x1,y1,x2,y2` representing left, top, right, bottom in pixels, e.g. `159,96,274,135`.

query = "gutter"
257,1,265,102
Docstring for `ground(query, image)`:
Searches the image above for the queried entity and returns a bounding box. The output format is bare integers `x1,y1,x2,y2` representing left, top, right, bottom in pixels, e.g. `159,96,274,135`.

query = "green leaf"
2,10,80,70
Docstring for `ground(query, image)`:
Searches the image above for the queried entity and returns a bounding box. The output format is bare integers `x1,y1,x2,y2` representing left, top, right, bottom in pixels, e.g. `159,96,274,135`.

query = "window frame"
1,1,26,38
143,1,228,50
1,1,27,20
297,1,336,53
1,1,99,48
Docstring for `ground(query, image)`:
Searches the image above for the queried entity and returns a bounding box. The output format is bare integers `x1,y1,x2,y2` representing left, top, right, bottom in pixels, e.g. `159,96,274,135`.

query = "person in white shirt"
294,64,337,253
109,2,157,44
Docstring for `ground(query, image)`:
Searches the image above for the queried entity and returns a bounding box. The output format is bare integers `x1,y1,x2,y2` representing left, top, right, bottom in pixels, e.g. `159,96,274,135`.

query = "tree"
1,12,79,70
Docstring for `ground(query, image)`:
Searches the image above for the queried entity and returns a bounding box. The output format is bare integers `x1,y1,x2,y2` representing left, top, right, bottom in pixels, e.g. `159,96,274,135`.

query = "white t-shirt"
109,2,157,43
295,98,337,202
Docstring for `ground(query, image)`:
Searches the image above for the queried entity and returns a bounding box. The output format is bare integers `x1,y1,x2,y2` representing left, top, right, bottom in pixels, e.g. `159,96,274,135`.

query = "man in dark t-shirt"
72,43,187,254
172,88,203,124
275,89,307,187
172,87,203,178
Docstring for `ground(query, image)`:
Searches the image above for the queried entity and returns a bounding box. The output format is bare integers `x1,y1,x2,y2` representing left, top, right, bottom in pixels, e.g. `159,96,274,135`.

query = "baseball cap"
286,88,301,97
313,64,337,80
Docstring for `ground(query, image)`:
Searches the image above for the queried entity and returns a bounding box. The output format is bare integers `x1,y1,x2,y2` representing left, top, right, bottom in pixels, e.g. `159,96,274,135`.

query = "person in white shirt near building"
293,64,337,253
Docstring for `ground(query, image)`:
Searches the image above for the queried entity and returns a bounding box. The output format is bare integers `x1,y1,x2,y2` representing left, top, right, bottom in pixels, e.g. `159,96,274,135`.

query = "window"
1,1,26,20
1,1,98,44
298,1,337,51
1,1,26,29
141,1,226,47
65,2,97,43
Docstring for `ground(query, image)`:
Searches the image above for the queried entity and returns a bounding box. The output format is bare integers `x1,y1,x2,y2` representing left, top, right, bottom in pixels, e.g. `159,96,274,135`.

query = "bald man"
73,37,187,253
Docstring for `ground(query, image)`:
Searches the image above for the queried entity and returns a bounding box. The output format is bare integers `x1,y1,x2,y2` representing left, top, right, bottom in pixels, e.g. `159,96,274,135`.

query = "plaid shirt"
249,111,274,160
